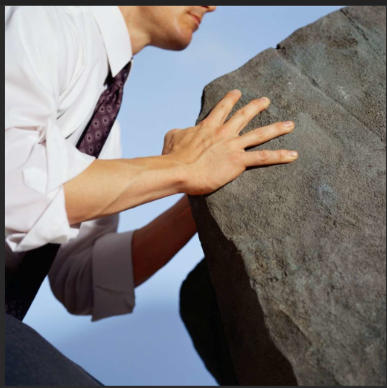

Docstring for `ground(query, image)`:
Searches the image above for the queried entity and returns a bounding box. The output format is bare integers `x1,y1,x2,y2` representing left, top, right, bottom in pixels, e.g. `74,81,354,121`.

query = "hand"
162,90,298,196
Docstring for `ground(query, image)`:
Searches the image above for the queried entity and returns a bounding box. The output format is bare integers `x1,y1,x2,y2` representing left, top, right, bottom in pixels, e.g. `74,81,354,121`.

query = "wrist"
162,154,191,195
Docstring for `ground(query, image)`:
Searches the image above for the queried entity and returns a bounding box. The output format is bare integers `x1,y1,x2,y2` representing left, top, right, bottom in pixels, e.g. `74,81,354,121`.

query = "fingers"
242,149,298,168
238,121,295,149
204,90,242,126
225,97,271,134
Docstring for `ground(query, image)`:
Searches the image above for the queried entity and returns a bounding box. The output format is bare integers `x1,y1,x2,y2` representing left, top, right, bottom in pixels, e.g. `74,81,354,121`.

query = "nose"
203,6,217,12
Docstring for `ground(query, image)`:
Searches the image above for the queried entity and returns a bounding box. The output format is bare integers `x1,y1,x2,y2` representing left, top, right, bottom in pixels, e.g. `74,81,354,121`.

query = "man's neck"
118,6,151,56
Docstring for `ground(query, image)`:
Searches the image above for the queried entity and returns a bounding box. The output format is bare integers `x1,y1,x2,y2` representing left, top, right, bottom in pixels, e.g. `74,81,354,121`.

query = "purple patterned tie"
5,62,132,321
77,62,131,157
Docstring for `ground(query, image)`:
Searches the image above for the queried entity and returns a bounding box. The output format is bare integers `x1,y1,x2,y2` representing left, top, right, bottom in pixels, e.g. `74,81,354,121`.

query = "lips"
189,13,201,26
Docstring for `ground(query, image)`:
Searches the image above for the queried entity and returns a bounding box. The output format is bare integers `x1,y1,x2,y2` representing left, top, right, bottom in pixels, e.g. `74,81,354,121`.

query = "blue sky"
25,6,343,386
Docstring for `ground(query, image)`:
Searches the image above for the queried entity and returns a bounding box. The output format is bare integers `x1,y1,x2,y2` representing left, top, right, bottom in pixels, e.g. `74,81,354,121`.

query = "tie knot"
107,61,131,89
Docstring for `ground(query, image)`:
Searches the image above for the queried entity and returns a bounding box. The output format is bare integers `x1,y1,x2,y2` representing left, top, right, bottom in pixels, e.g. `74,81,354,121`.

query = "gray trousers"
5,313,102,386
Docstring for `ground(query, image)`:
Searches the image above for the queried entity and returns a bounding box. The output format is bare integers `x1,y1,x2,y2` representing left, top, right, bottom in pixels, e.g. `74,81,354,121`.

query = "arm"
64,156,185,225
5,7,96,252
131,194,196,287
49,195,195,320
65,92,298,226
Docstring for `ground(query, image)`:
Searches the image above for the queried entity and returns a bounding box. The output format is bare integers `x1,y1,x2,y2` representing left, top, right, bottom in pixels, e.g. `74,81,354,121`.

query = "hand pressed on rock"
162,90,298,196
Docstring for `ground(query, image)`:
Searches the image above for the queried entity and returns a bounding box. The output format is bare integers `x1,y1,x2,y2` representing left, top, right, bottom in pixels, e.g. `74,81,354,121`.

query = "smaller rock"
180,258,238,386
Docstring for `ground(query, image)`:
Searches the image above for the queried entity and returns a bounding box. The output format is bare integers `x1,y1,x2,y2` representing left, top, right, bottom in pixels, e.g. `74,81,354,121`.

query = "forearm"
131,195,196,287
64,155,185,225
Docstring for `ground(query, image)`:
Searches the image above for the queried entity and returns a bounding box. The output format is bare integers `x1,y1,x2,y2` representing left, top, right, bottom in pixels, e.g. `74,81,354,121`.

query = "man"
5,6,298,385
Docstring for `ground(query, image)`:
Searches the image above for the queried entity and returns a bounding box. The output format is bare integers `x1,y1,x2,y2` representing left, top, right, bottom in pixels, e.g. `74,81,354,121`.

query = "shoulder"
5,7,85,54
5,7,75,37
5,7,90,94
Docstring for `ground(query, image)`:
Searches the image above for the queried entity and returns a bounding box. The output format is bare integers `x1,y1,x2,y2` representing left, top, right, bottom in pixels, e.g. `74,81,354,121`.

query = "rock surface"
185,6,386,386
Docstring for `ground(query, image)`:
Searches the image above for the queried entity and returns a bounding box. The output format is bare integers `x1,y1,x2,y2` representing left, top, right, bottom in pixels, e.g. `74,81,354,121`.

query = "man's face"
139,6,217,50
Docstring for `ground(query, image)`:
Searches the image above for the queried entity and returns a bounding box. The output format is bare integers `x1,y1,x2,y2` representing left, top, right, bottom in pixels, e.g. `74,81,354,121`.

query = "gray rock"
187,6,386,386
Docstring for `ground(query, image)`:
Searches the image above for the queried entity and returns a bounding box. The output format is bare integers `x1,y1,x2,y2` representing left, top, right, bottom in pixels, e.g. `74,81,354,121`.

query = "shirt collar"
91,6,132,77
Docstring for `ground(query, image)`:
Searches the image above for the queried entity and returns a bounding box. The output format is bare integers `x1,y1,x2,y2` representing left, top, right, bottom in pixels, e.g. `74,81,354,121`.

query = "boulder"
182,6,386,386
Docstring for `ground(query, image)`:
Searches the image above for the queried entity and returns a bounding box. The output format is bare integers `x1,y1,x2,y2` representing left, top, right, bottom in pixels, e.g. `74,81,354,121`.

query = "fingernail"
231,89,241,95
288,151,298,158
260,97,270,105
284,121,294,128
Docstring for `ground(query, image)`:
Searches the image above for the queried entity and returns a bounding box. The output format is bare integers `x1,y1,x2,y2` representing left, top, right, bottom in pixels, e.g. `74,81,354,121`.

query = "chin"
167,36,193,51
172,38,192,51
167,25,194,51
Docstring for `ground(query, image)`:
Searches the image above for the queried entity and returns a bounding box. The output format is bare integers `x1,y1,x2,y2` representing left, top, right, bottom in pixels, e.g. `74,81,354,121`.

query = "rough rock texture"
185,6,386,386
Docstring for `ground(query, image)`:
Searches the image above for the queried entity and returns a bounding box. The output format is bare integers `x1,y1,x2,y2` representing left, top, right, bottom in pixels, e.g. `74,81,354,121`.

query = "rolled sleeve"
48,214,136,321
92,230,136,321
5,127,95,252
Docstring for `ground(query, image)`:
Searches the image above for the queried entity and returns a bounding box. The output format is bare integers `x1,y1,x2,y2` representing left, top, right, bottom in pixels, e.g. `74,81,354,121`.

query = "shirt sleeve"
48,214,136,321
5,7,96,252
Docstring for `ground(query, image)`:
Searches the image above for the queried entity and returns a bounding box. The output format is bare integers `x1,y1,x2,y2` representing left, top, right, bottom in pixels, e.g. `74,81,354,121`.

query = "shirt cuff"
91,230,136,321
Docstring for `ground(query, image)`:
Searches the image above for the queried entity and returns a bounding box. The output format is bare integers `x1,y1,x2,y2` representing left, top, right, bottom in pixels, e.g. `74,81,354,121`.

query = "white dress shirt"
5,6,136,321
